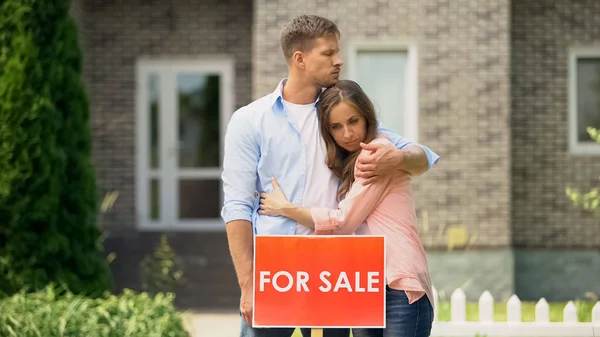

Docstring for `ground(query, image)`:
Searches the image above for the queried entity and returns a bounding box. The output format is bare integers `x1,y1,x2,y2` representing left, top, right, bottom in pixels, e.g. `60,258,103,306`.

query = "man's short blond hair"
280,15,340,62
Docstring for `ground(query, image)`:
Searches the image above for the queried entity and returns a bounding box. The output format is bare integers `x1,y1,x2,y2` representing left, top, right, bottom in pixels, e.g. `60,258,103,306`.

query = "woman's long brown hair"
317,80,378,200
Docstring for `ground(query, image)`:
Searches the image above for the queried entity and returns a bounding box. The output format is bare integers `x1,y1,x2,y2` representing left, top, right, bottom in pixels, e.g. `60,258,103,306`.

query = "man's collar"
270,78,327,114
270,79,287,114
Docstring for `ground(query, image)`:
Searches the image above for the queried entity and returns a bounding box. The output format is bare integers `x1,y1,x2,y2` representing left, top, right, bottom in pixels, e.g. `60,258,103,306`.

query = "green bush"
141,235,186,295
0,0,110,297
0,286,191,337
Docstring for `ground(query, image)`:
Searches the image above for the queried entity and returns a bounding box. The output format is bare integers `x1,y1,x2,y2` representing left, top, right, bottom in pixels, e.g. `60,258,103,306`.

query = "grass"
289,301,596,336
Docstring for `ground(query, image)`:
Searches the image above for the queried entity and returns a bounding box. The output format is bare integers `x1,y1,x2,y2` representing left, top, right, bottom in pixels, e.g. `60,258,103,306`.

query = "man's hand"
355,141,404,185
240,283,253,326
355,142,429,184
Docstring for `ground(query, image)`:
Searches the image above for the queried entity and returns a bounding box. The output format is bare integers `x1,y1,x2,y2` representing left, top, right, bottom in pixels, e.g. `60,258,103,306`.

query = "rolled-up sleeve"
376,122,440,170
220,108,260,224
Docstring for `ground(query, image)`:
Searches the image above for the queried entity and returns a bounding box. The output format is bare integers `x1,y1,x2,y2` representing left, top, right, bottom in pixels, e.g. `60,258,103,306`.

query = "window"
569,47,600,155
136,59,234,230
346,41,419,142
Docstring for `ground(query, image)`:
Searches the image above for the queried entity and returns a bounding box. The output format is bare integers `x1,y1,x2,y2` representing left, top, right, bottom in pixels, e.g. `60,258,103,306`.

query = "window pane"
179,179,220,219
148,74,160,169
150,179,160,220
356,51,408,136
577,58,600,142
177,74,221,168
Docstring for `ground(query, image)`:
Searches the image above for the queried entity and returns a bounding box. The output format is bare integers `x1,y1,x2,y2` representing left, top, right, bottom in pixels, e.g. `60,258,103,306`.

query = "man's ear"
292,51,305,69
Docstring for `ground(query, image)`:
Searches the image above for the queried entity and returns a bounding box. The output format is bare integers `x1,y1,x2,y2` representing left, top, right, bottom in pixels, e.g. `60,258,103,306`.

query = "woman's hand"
259,177,294,216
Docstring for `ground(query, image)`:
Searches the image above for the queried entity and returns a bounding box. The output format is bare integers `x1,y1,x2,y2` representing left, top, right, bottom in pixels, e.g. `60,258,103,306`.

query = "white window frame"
135,57,235,231
568,46,600,155
345,40,419,143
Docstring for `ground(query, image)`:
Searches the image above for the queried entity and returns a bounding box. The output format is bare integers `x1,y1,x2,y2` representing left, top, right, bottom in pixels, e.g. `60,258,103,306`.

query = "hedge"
0,287,191,337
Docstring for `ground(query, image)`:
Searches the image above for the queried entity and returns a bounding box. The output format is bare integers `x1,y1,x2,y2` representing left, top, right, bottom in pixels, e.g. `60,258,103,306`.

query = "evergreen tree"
0,0,111,297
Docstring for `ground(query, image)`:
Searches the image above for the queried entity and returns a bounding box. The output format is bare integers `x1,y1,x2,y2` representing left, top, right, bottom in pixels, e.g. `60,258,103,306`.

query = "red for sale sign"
253,235,386,328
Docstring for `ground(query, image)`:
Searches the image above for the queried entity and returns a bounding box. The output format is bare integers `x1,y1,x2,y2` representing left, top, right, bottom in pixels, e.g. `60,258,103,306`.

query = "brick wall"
84,0,253,232
69,0,86,55
511,0,600,249
254,0,512,249
79,0,253,309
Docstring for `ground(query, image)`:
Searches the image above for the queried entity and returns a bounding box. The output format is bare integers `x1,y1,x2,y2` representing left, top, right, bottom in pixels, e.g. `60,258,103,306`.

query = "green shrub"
141,235,185,295
0,0,110,297
0,286,191,337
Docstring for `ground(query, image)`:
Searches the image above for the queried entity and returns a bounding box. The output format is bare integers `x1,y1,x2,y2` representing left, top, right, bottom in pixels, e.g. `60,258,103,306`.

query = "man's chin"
319,79,339,88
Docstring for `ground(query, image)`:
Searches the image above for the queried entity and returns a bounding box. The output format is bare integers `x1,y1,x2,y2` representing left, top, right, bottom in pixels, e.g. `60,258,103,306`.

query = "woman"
258,80,434,337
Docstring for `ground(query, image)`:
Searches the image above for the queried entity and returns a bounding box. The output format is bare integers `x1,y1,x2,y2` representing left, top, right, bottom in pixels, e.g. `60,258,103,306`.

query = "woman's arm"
280,205,315,229
261,202,334,234
260,151,392,234
310,172,390,234
258,178,315,228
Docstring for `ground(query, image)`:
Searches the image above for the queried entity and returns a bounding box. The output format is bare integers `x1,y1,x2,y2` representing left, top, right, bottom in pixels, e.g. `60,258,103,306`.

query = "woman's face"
328,101,367,152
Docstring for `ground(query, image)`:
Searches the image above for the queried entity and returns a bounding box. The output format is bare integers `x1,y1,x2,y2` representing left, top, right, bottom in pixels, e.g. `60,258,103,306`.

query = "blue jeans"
352,287,433,337
239,317,350,337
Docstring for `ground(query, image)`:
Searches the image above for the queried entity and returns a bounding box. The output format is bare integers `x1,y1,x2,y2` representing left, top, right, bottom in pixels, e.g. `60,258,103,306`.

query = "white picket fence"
430,287,600,337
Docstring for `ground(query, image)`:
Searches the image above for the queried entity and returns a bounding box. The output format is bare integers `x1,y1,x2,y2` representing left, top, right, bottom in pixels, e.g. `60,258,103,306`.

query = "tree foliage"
0,0,110,297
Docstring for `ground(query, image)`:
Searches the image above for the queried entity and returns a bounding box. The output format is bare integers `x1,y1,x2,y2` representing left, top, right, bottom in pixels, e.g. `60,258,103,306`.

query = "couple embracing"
221,14,439,337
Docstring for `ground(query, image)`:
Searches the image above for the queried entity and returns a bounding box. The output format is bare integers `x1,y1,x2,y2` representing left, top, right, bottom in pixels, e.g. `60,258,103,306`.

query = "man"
221,15,439,337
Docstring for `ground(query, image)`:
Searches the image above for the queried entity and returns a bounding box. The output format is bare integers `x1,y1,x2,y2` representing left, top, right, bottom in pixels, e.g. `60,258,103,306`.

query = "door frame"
568,46,600,155
345,40,419,144
135,57,235,231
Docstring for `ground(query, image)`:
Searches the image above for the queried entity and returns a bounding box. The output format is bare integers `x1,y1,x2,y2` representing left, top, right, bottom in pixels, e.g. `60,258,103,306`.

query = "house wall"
85,0,253,232
254,0,514,301
72,0,600,309
80,0,253,309
511,0,600,301
69,0,87,61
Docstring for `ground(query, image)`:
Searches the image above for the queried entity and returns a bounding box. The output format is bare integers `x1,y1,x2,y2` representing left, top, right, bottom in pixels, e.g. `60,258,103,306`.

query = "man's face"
303,35,344,87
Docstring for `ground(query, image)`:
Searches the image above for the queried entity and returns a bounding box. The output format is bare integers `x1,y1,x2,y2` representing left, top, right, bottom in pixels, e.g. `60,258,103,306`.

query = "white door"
136,59,234,230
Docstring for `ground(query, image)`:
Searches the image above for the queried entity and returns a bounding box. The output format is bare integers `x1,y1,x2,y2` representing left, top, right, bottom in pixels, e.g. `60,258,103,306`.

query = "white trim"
177,168,222,179
135,58,235,231
147,171,161,179
135,60,148,229
568,46,600,155
345,40,419,143
162,69,177,228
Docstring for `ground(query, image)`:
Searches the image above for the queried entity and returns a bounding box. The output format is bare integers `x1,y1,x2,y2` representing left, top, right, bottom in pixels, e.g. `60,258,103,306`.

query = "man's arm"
220,109,260,325
359,142,429,176
225,219,254,324
354,122,440,183
225,219,253,289
396,144,429,176
376,122,439,173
